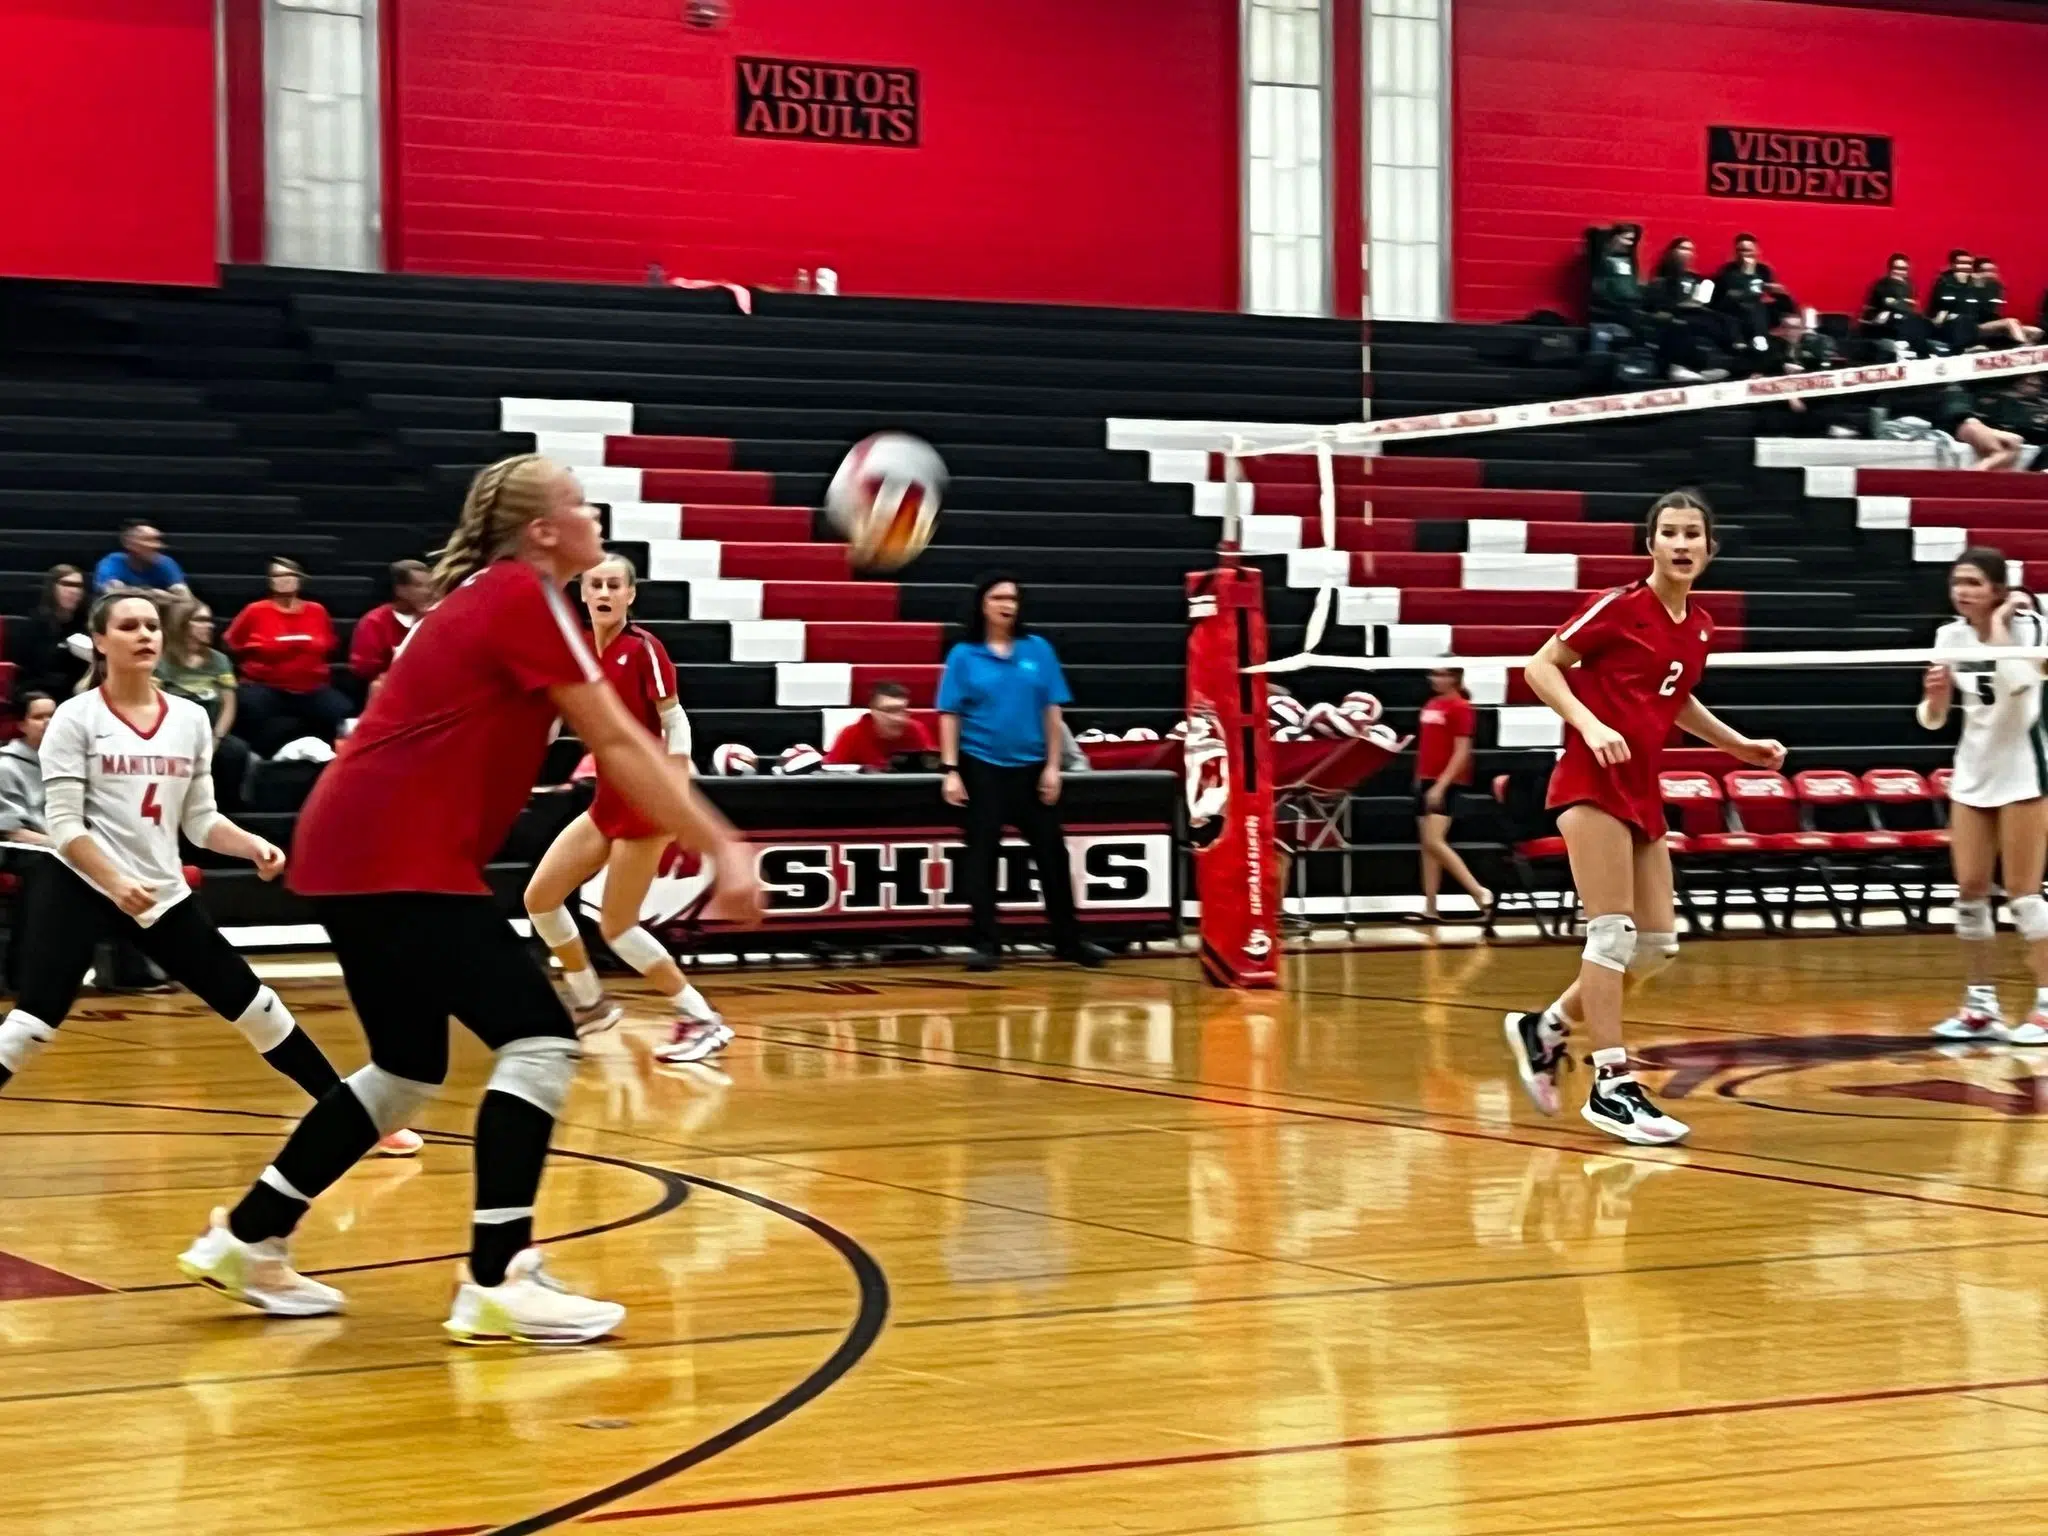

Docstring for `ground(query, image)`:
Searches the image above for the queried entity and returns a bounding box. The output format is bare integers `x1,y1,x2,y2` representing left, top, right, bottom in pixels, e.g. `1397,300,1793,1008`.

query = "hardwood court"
9,934,2048,1534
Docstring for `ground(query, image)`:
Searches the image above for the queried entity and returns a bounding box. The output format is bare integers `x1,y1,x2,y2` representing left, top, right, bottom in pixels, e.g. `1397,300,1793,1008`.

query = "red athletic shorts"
589,779,664,844
1545,735,1667,842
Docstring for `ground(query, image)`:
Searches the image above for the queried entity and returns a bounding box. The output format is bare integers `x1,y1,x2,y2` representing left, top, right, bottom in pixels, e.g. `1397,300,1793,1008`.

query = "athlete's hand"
1734,737,1787,770
942,770,967,807
250,839,287,881
1424,783,1447,814
1923,664,1952,709
1996,590,2037,627
1580,719,1630,766
109,875,157,917
704,846,765,928
1039,764,1062,805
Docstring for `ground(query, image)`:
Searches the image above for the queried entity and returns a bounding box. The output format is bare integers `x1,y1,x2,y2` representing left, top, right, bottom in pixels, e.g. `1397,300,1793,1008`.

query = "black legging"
956,755,1082,951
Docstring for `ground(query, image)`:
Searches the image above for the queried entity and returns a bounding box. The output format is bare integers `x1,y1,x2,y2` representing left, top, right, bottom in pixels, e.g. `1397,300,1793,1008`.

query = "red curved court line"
377,1369,2048,1534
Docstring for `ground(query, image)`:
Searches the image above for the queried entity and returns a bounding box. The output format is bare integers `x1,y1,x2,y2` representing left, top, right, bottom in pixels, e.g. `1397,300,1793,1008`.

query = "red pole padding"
1185,565,1280,988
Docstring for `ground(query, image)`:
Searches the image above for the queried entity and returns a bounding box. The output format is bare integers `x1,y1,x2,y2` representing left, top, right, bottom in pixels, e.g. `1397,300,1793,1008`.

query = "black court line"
0,1098,891,1536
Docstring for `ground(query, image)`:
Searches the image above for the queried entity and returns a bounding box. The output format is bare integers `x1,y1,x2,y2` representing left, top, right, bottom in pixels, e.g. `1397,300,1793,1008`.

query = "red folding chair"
1792,769,1902,928
1659,770,1756,933
1492,770,1576,937
1931,767,1955,821
1860,767,1948,926
1723,769,1841,930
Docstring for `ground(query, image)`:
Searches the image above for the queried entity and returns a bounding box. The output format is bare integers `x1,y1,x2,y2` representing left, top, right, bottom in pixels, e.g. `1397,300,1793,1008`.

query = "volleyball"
1123,727,1161,742
1305,701,1368,739
825,432,948,572
1267,694,1309,732
1340,691,1383,727
774,743,825,776
711,743,758,776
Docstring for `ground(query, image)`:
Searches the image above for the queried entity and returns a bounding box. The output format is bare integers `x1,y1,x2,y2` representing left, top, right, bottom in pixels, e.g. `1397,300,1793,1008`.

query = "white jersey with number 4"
1937,610,2048,809
40,688,215,926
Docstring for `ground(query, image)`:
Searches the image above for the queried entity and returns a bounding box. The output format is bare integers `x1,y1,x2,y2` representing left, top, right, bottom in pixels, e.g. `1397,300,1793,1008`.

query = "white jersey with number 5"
1937,610,2048,809
39,688,214,926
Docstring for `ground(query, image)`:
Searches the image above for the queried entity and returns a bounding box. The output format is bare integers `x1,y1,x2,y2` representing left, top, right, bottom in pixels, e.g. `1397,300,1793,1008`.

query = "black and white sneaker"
1582,1072,1689,1145
1503,1010,1569,1115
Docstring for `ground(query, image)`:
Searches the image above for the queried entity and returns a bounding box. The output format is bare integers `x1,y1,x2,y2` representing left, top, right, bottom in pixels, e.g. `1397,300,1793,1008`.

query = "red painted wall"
0,0,218,286
1454,0,2048,321
388,0,1240,309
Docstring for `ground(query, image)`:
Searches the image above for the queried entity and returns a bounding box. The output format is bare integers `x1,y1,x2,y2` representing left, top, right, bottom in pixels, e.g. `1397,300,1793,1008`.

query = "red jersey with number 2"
290,559,602,896
589,624,680,842
1544,582,1714,839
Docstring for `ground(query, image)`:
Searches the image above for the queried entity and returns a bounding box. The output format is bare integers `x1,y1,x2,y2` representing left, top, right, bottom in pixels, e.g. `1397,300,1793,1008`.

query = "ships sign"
737,56,919,148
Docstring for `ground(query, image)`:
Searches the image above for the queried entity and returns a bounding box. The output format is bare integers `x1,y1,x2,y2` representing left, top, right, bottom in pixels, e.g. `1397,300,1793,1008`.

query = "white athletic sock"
675,983,718,1023
561,966,603,1009
1590,1046,1629,1080
2034,986,2048,1014
1967,983,2001,1015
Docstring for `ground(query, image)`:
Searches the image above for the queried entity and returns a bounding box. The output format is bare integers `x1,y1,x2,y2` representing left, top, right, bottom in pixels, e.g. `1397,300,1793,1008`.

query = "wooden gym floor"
9,933,2048,1534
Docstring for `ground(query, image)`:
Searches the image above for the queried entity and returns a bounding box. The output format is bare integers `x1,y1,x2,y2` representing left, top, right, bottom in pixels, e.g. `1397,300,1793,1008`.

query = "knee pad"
605,924,670,977
528,904,579,950
231,985,296,1054
1956,896,1996,943
2013,893,2048,944
1583,913,1638,973
1627,931,1679,984
346,1063,439,1135
487,1035,580,1119
0,1009,56,1074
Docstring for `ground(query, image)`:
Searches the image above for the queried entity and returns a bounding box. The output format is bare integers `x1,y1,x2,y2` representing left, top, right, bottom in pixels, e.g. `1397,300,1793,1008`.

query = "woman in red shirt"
224,558,352,753
523,553,731,1065
1503,491,1782,1147
1412,667,1491,923
180,454,762,1344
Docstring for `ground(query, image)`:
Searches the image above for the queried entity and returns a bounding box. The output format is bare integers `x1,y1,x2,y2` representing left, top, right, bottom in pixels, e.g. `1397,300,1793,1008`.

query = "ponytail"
433,454,560,597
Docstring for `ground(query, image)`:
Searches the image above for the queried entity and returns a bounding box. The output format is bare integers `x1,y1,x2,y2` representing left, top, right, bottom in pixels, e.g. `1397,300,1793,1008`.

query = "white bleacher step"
730,619,806,662
1461,553,1579,590
645,539,722,581
777,662,854,708
688,580,764,621
1336,588,1402,626
610,502,687,540
501,398,634,435
1756,437,1944,469
1496,707,1563,749
530,430,611,466
1855,496,1912,530
1189,482,1249,518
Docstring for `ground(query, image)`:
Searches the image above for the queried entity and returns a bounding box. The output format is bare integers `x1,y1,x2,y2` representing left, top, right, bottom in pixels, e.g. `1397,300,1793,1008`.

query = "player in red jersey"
1411,666,1492,923
523,553,730,1063
1502,491,1784,1146
179,454,763,1343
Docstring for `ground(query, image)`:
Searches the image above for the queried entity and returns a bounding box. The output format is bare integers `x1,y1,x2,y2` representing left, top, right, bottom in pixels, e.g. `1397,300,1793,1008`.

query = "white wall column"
266,0,381,269
1243,0,1330,316
1365,0,1449,320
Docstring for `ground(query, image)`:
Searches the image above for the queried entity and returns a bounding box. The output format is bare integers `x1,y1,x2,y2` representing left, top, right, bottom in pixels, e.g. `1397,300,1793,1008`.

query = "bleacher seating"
0,274,1980,924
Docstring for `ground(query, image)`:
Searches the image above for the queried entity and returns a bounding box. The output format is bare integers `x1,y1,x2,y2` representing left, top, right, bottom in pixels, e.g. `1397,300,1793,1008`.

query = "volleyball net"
1114,342,2048,678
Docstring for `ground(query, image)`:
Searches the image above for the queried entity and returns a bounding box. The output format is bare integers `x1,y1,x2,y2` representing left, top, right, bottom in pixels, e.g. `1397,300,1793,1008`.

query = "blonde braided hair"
432,454,562,596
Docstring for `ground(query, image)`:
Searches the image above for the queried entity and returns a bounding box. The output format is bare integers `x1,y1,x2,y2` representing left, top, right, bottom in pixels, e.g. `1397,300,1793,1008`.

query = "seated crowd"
6,521,437,806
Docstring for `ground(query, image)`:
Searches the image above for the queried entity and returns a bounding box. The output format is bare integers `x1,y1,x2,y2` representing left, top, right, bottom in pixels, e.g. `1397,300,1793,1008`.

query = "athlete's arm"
44,778,155,915
1673,697,1785,768
657,698,692,762
552,679,762,925
1523,636,1629,765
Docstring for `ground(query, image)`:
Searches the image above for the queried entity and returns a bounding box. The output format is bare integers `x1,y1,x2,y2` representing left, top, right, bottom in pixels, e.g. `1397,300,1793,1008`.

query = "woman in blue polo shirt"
938,575,1107,972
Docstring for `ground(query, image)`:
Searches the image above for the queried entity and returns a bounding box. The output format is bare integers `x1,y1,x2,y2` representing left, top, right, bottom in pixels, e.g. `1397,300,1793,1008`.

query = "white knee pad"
0,1009,55,1073
1627,931,1679,984
230,985,296,1054
606,924,670,977
1583,913,1638,973
346,1063,439,1135
528,904,579,950
488,1035,580,1119
1955,897,1996,943
2013,894,2048,944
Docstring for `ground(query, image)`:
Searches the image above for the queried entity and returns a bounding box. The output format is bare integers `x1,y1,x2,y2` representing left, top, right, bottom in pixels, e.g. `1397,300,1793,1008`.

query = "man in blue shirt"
93,520,190,596
936,576,1107,972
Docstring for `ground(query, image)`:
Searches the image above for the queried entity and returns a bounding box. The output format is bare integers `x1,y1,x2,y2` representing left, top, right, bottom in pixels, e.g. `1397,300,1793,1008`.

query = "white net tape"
1135,343,2048,679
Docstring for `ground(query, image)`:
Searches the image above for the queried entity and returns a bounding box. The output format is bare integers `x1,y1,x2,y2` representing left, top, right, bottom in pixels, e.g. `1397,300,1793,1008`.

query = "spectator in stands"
348,558,434,695
1586,223,1645,336
1976,375,2048,463
1938,383,2029,471
1643,238,1730,383
93,520,190,597
12,565,90,699
937,573,1107,972
159,598,251,812
0,693,54,845
1860,253,1931,360
1711,234,1793,356
1927,249,1983,353
825,679,934,771
1970,258,2043,348
225,557,350,753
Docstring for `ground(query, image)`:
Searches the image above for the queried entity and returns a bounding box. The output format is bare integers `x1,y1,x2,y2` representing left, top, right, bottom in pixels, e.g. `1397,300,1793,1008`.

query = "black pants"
235,682,352,756
957,755,1081,951
315,894,575,1084
211,730,252,814
13,858,259,1027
